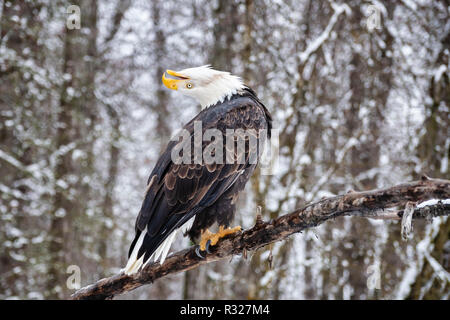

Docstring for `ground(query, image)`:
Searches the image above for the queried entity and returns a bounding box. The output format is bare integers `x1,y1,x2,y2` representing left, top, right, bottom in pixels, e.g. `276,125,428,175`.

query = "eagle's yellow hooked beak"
162,69,189,91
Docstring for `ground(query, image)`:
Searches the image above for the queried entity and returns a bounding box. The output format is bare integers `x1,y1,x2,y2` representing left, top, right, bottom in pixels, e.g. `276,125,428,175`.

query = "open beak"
162,69,190,90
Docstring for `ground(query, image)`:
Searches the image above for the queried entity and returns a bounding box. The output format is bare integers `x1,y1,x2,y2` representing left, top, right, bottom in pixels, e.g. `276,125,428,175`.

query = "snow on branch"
0,148,46,182
71,176,450,300
0,148,28,172
298,2,351,64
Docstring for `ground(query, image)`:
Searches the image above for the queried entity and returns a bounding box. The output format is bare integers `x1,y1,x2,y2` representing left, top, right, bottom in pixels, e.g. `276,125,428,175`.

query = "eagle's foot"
199,229,214,252
199,226,242,252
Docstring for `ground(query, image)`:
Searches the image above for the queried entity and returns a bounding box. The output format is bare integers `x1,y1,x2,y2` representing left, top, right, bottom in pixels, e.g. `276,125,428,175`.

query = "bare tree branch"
103,0,132,45
71,176,450,300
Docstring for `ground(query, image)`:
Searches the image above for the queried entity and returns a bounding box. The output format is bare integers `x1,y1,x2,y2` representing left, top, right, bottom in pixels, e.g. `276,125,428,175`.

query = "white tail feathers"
123,217,194,275
123,227,147,275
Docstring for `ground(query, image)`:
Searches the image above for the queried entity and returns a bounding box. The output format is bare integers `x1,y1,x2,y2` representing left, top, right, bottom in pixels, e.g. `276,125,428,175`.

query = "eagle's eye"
186,83,193,89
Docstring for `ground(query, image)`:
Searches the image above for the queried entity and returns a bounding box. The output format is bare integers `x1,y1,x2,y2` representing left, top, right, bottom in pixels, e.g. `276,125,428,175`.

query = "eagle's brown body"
128,88,272,266
124,66,272,274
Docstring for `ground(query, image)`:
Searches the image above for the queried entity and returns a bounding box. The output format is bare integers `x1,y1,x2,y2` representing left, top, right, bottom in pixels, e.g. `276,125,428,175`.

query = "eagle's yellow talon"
199,229,213,251
198,226,242,251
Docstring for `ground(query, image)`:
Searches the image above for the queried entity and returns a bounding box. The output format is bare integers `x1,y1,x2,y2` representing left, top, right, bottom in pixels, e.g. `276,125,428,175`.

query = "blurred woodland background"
0,0,449,299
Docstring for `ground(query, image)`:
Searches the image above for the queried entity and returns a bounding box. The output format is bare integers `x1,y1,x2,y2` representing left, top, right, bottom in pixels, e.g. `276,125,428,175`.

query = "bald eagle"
124,66,272,275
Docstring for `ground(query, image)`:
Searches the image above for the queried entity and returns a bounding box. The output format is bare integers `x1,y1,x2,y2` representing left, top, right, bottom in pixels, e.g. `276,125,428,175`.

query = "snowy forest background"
0,0,449,300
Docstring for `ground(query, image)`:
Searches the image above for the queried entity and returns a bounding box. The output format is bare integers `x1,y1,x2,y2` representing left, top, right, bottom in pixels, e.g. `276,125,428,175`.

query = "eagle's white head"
162,65,246,109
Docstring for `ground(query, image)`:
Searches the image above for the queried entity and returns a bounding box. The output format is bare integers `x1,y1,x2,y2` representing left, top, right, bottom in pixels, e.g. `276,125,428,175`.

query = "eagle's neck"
199,75,246,109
